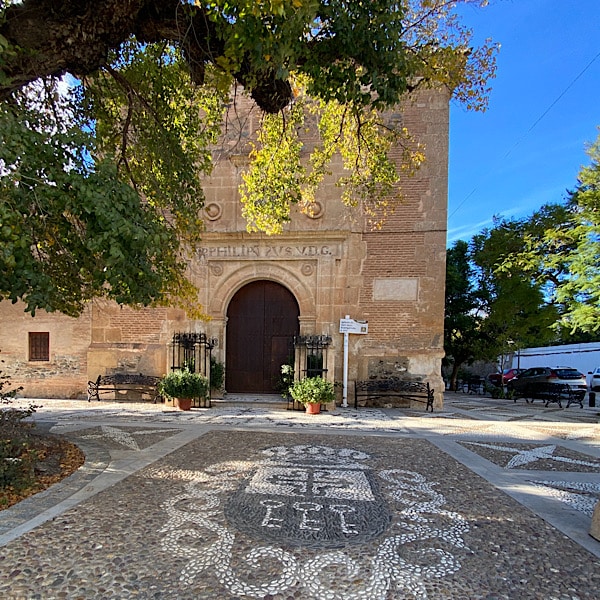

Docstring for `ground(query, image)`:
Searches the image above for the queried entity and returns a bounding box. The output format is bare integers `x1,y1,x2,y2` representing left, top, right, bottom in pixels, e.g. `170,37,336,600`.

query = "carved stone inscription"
198,244,337,260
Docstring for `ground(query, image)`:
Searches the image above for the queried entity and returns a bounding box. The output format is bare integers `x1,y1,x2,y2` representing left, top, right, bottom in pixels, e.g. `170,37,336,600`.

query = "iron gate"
169,333,217,407
284,334,333,410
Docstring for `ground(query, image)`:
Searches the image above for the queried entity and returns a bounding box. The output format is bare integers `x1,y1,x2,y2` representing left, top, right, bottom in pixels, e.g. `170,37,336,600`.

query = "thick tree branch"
0,0,292,112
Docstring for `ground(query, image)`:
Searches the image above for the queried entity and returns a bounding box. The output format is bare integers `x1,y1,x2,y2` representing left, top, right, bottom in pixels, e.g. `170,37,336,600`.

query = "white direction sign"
340,316,368,408
339,318,368,335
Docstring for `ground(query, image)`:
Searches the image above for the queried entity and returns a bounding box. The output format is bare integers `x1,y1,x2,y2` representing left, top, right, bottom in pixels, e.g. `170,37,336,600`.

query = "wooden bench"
87,374,162,403
513,382,585,409
354,378,434,412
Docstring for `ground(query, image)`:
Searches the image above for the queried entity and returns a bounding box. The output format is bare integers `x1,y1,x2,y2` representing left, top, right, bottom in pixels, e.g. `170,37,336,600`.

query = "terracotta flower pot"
175,397,193,411
305,402,321,415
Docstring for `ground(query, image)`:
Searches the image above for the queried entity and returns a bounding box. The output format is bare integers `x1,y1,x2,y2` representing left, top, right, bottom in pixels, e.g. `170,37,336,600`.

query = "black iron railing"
169,333,218,406
292,335,332,379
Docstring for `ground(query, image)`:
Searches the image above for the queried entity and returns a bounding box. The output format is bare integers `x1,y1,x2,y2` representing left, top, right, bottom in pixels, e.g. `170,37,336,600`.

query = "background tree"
559,133,600,331
0,0,497,316
503,133,600,333
444,231,558,389
444,240,489,391
482,131,600,335
470,224,559,362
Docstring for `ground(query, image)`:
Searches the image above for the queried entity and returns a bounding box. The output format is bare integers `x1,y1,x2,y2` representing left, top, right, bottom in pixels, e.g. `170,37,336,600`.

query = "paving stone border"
0,430,110,538
458,440,600,472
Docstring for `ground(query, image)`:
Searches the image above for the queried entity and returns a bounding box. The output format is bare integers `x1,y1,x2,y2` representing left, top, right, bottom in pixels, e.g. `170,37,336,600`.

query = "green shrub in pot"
289,376,335,405
158,369,209,400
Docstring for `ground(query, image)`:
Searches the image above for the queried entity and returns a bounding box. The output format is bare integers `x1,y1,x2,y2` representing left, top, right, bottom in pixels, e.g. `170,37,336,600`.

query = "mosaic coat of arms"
160,445,469,599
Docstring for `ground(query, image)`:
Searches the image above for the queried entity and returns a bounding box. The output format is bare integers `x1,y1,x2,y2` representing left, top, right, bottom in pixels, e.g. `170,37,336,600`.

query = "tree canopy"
444,234,558,388
0,0,497,316
470,224,558,352
446,129,600,378
487,131,600,334
444,240,487,389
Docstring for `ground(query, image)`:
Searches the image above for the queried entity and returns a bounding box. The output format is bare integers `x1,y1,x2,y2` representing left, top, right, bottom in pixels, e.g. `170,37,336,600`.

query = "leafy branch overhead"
0,0,498,316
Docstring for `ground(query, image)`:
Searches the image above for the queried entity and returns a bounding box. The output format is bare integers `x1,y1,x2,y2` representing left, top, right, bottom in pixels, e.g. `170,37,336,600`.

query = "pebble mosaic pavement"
0,392,598,599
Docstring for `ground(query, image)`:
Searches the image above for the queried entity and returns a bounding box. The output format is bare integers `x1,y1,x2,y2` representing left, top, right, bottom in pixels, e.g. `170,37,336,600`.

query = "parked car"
487,368,524,387
588,367,600,392
507,366,587,400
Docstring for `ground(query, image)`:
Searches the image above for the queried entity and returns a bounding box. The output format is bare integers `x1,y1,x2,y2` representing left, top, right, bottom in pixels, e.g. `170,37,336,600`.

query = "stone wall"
0,302,91,399
0,88,448,405
353,90,449,402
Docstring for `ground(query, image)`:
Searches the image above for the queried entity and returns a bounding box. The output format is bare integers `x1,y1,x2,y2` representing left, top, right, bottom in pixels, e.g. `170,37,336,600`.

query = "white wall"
510,342,600,384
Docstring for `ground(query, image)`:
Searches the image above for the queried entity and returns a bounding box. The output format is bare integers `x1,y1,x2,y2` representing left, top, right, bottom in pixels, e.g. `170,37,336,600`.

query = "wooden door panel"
270,336,293,389
226,281,298,393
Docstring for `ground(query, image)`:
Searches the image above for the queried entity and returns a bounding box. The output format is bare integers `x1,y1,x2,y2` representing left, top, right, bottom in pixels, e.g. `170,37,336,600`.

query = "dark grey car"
507,366,587,401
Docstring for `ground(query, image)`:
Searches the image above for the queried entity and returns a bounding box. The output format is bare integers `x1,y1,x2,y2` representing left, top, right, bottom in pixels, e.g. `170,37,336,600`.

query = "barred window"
29,332,50,361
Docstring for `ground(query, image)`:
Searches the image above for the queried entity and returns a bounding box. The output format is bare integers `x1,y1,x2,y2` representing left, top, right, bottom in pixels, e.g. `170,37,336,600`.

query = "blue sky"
447,0,600,244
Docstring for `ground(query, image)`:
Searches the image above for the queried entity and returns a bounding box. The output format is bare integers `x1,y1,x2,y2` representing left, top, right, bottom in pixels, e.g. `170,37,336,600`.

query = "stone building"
0,89,449,407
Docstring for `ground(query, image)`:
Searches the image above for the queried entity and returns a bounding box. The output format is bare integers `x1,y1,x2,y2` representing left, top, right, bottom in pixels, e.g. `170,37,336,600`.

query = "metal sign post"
342,329,349,407
339,315,368,408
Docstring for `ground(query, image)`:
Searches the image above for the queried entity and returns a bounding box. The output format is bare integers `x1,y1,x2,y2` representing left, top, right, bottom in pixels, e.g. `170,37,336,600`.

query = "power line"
449,48,600,219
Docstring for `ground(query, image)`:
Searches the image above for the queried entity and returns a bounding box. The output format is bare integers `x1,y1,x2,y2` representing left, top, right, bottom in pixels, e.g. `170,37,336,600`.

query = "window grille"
292,335,332,379
29,332,50,361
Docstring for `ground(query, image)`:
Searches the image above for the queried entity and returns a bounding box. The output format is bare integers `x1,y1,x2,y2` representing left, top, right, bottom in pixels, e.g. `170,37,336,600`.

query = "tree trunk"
450,362,462,392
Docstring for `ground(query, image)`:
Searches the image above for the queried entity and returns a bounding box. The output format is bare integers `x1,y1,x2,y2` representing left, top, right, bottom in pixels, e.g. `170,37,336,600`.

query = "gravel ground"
0,393,598,599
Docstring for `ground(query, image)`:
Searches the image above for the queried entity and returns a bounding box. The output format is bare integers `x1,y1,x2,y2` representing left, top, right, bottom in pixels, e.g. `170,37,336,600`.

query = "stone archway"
226,281,300,393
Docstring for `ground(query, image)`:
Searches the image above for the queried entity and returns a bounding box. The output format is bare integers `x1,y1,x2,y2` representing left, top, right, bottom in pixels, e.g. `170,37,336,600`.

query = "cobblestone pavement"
0,392,599,599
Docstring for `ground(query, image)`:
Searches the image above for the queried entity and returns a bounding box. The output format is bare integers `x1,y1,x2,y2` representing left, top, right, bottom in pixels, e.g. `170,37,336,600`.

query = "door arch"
226,281,299,393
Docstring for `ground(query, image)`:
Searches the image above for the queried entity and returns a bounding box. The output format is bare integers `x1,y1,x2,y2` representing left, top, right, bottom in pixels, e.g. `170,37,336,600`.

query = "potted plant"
210,357,225,397
158,369,209,411
279,363,295,395
288,376,335,414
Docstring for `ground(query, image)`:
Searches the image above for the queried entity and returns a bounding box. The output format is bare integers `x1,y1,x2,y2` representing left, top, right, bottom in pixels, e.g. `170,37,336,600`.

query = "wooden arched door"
226,281,299,393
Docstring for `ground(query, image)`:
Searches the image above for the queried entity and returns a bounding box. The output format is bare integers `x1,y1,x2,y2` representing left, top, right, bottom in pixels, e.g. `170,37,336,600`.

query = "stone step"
211,393,288,407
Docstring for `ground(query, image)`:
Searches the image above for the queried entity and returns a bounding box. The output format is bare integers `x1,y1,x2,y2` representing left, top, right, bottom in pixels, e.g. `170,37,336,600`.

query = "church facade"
0,89,449,407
